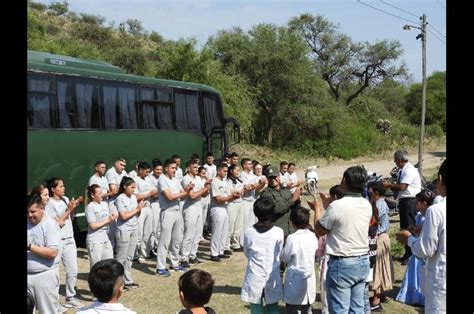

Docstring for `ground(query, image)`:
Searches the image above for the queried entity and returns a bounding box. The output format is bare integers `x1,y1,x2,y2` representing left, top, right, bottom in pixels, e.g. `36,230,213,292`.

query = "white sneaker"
64,298,84,309
57,303,68,313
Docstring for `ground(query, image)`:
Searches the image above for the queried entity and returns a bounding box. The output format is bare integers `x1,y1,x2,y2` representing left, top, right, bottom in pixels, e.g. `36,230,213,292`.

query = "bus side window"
202,94,223,132
28,75,54,128
175,92,201,134
117,85,138,129
56,78,98,129
103,84,138,129
103,85,118,129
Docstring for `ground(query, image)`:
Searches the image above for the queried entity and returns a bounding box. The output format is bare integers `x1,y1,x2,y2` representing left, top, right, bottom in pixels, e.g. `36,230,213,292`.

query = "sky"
35,0,446,82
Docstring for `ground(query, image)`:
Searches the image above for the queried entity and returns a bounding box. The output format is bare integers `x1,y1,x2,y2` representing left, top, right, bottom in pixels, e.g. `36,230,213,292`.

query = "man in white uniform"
180,160,209,267
105,157,128,250
27,194,62,314
147,159,163,254
239,158,266,247
88,160,112,199
156,159,192,277
396,159,446,313
279,162,290,188
133,161,158,260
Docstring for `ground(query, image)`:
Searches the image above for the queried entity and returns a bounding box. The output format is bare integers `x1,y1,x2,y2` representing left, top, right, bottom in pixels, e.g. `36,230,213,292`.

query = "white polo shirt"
319,193,372,257
398,162,421,199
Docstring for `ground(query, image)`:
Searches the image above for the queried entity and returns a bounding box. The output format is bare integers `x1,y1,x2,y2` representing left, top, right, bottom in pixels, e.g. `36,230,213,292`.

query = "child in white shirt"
241,198,284,314
283,206,318,314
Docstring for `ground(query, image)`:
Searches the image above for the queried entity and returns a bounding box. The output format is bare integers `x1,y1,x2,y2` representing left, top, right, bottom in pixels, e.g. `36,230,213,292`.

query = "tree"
48,1,69,16
111,48,147,75
208,24,316,144
405,71,446,129
125,19,144,35
289,13,407,105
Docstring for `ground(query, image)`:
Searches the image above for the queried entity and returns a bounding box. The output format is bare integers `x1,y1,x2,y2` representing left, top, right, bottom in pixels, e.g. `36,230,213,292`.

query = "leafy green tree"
126,19,144,35
79,13,105,25
208,24,316,144
405,71,446,130
29,1,47,11
48,1,69,16
111,48,147,75
289,13,408,105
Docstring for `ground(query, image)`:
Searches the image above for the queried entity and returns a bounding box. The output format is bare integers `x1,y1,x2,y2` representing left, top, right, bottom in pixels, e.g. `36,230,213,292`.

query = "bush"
425,124,444,138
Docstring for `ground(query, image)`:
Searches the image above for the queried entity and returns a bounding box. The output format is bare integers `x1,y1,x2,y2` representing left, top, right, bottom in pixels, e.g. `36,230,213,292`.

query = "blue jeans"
326,255,370,313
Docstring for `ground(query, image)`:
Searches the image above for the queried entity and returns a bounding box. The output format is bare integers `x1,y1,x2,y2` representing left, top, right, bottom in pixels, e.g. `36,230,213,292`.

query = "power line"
355,0,419,24
426,28,446,45
378,0,419,19
427,23,446,38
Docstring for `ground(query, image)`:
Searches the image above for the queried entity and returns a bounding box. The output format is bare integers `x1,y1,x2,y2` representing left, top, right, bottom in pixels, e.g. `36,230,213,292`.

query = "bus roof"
27,50,220,94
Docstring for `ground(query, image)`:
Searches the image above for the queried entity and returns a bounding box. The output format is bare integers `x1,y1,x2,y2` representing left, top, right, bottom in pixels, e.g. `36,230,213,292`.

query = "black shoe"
189,257,202,264
181,260,190,268
232,247,244,252
132,257,141,264
210,256,221,262
223,250,233,255
370,303,383,312
218,254,231,259
148,250,157,259
125,282,139,289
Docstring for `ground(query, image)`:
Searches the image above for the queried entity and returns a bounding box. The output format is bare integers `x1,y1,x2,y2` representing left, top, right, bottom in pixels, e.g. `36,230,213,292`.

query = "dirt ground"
296,148,446,191
57,146,445,313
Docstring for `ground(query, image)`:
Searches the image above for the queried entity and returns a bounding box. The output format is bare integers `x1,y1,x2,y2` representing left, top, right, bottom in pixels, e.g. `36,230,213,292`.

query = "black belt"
329,253,368,260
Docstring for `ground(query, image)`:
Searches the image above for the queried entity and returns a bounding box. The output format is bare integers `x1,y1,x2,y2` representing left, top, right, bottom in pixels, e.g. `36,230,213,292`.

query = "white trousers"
136,206,153,258
60,237,78,300
115,227,139,284
210,206,229,257
226,201,243,250
27,267,59,314
156,209,184,269
181,202,203,260
149,202,162,249
240,199,256,246
86,239,113,269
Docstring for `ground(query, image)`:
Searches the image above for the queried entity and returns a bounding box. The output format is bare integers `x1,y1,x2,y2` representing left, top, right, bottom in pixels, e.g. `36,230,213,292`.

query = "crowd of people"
27,149,446,313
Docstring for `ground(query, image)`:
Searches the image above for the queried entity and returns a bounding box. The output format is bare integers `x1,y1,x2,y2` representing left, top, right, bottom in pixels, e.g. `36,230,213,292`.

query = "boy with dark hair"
283,207,318,314
241,197,284,313
178,269,216,314
78,259,136,313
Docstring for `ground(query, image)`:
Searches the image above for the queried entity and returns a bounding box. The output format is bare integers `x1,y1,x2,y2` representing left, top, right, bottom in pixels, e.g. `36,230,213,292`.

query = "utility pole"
419,14,427,180
403,14,427,181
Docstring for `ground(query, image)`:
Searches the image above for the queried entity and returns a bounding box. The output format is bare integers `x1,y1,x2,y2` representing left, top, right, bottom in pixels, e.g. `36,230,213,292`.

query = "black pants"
398,198,417,257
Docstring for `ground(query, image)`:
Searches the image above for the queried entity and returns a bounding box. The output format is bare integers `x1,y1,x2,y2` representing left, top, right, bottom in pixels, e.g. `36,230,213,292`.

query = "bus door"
206,127,226,159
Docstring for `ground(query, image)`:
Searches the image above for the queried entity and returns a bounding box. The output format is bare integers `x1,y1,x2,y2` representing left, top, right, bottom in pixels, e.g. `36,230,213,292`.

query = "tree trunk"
267,114,273,144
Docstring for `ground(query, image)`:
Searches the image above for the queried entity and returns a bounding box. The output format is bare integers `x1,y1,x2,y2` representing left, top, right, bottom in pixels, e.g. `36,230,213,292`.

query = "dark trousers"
398,198,417,257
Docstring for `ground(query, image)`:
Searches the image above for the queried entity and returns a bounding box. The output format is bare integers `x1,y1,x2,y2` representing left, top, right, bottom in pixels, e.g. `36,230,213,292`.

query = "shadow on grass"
77,272,89,281
59,284,92,301
213,285,241,295
77,249,89,260
429,151,446,158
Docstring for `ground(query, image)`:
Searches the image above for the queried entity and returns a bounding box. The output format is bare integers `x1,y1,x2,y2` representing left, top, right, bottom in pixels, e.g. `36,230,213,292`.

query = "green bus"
27,49,240,237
